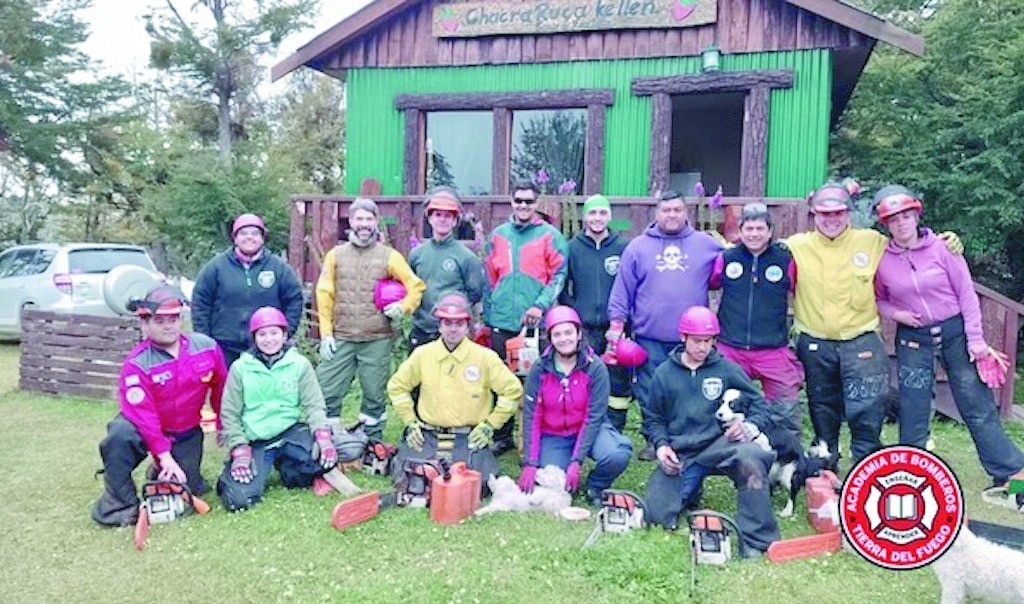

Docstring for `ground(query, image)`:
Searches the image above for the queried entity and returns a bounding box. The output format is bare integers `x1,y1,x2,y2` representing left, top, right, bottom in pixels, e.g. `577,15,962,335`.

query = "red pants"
716,343,804,403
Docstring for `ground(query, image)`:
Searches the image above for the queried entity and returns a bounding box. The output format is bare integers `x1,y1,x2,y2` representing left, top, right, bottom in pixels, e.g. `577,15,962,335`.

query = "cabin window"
425,111,494,195
510,108,586,194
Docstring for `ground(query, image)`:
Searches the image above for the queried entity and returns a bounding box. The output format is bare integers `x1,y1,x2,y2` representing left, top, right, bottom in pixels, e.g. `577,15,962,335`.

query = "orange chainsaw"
134,481,210,551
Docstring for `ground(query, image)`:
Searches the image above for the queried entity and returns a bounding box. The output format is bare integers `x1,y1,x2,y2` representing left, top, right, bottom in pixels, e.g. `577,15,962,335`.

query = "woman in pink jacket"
873,185,1024,492
519,306,632,504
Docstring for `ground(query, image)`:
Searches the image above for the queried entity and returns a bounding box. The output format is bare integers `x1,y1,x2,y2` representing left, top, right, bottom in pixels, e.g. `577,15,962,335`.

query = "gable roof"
271,0,923,81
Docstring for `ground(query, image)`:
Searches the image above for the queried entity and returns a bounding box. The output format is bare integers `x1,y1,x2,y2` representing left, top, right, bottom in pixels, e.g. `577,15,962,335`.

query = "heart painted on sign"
439,8,459,32
671,0,697,22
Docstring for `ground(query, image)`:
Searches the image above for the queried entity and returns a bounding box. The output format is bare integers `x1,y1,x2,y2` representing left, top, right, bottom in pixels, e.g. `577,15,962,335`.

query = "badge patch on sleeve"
126,387,146,405
125,375,140,387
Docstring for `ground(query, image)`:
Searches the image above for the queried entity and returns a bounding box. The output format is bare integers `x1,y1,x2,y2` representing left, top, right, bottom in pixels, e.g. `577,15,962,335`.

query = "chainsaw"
362,441,397,476
582,490,647,548
394,458,444,508
687,510,744,595
134,480,210,551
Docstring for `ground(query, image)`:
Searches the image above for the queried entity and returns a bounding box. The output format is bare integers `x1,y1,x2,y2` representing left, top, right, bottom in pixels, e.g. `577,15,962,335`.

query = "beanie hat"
582,194,611,215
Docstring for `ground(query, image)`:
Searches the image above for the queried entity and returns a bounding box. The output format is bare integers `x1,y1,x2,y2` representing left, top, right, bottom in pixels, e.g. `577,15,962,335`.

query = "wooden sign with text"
432,0,717,38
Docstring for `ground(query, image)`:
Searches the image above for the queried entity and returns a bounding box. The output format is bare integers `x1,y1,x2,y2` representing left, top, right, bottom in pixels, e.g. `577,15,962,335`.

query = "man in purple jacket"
607,191,723,459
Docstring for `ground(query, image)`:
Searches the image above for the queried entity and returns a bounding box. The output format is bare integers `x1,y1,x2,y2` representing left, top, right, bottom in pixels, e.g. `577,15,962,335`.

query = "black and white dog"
716,390,837,517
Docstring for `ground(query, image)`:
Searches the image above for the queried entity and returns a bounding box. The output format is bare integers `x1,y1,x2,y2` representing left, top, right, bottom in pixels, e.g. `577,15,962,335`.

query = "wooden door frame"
631,70,794,197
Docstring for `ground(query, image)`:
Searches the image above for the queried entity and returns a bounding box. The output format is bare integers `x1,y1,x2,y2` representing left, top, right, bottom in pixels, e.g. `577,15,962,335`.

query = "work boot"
638,445,656,461
740,547,764,561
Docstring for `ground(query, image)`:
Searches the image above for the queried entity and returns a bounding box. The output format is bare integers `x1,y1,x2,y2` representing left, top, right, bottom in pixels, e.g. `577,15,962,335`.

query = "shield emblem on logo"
701,377,724,400
604,255,620,276
258,270,276,288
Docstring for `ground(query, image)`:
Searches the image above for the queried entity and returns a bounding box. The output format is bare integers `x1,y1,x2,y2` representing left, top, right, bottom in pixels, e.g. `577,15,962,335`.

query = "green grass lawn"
1,341,1022,603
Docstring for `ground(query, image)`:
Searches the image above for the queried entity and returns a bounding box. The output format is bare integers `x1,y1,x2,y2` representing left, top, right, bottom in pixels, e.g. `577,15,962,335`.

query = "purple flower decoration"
558,179,577,195
535,169,550,185
709,186,723,209
693,181,705,197
409,232,421,251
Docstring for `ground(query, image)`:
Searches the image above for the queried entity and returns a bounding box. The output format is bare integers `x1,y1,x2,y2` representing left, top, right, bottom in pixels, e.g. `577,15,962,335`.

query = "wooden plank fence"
19,309,140,400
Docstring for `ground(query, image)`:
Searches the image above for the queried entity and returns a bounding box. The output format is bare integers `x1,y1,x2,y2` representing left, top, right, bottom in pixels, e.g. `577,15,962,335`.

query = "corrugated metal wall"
346,49,831,196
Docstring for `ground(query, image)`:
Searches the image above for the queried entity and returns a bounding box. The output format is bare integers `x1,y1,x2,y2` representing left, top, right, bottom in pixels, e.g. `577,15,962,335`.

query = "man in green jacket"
408,188,484,350
483,181,569,454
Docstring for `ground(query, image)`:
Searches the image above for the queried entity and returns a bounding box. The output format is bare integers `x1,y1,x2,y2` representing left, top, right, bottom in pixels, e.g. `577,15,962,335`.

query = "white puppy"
932,526,1024,604
474,465,571,515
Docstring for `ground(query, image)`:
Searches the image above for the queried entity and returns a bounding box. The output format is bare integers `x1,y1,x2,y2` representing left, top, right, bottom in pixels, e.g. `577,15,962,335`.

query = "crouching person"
644,306,779,557
387,292,523,482
217,307,339,511
92,285,227,526
520,306,631,505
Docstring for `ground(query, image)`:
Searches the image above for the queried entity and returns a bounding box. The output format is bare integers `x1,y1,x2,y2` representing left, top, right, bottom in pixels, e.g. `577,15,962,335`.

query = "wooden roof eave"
784,0,924,57
270,0,419,81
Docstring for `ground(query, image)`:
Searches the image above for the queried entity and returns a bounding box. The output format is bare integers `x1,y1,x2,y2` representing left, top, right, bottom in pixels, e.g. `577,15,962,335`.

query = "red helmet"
232,213,266,237
249,306,287,334
425,190,462,217
544,305,582,332
374,279,407,311
614,338,648,368
808,181,855,214
128,284,185,317
874,185,923,222
677,306,720,336
433,292,472,321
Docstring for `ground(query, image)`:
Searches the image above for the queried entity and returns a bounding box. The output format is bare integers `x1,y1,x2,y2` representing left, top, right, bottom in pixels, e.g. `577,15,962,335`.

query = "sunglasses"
512,197,537,205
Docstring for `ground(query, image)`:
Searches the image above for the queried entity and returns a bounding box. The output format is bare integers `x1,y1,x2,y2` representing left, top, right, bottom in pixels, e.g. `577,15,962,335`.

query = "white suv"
0,243,160,340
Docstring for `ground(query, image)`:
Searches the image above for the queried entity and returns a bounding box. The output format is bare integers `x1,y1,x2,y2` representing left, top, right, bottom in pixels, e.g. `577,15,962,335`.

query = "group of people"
91,181,1023,559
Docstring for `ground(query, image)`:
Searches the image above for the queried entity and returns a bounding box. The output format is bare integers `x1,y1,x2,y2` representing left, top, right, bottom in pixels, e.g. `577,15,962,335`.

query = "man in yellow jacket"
788,181,959,467
387,292,522,480
316,197,425,440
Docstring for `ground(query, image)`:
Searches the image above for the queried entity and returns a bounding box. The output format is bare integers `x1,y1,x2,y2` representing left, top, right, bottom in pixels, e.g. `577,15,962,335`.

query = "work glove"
565,462,582,493
605,319,625,344
230,445,254,484
518,465,538,493
312,429,337,469
383,302,405,321
319,336,337,361
973,346,1010,389
938,231,964,255
156,452,187,484
405,420,425,451
468,420,494,450
521,306,543,328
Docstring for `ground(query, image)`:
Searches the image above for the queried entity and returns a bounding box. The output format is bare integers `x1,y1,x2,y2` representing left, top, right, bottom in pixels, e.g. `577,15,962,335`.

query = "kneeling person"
387,292,523,481
520,306,632,504
217,307,339,511
644,306,780,556
92,285,227,526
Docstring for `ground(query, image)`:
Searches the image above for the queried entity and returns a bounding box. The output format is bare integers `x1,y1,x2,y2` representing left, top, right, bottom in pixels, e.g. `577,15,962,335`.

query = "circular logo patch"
125,386,146,405
257,270,276,288
463,364,481,382
604,255,620,277
442,258,457,272
851,252,870,268
725,262,743,280
764,265,783,283
840,445,964,570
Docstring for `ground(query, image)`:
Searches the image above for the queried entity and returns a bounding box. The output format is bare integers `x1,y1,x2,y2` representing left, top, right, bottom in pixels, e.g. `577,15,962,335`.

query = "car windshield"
68,248,155,274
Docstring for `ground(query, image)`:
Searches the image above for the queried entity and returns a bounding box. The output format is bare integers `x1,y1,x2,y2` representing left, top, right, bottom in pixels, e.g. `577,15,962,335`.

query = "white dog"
932,526,1024,604
474,465,571,516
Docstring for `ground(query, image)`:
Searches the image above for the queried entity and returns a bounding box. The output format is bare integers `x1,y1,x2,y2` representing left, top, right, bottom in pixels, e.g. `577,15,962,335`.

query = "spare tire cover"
103,265,160,316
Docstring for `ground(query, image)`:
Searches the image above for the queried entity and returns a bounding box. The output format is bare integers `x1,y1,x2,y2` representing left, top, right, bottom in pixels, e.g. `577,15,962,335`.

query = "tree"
145,0,318,165
832,0,1024,300
510,110,585,191
0,0,133,244
269,72,345,195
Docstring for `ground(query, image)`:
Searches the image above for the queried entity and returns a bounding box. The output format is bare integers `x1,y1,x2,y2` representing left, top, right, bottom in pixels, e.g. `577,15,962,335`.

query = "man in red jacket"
92,284,228,526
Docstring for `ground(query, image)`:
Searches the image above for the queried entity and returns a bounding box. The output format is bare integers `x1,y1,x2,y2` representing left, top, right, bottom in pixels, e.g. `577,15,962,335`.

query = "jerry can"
430,461,482,525
805,470,841,533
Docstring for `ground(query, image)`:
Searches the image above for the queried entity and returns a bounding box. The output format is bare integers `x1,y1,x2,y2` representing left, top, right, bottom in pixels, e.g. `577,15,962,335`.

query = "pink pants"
716,342,804,402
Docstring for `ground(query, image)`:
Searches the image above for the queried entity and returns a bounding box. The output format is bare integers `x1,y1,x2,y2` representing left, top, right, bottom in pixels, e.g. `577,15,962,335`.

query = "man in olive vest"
315,197,425,439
